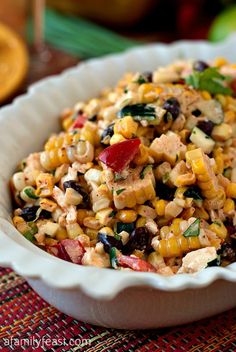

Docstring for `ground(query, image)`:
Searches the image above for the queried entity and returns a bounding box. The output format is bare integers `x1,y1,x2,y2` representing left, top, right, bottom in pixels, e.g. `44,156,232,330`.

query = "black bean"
88,114,97,122
116,222,135,234
20,206,39,222
197,120,214,136
218,242,236,262
100,123,114,145
193,60,209,72
156,182,176,201
163,97,180,120
123,227,151,255
192,109,201,117
40,210,52,219
98,233,123,253
143,71,153,83
63,180,90,209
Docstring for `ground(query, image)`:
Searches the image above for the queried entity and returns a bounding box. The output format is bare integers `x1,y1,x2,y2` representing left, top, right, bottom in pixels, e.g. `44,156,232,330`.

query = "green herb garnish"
114,233,122,241
116,188,126,195
23,224,37,242
114,173,126,182
162,172,170,184
135,75,147,85
109,210,117,218
24,187,39,200
184,186,202,200
110,247,118,269
140,165,152,179
183,218,200,237
185,67,232,95
117,104,156,122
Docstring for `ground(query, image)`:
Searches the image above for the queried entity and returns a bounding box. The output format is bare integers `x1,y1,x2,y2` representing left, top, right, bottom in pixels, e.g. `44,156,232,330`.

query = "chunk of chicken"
150,132,187,165
177,247,217,274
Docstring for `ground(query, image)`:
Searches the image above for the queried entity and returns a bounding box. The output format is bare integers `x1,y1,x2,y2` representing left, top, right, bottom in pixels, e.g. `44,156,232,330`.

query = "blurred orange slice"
0,22,28,102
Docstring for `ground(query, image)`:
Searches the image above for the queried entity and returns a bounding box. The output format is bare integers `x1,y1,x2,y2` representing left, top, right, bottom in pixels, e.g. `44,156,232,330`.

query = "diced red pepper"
117,254,156,273
98,138,141,172
71,113,87,129
47,239,85,264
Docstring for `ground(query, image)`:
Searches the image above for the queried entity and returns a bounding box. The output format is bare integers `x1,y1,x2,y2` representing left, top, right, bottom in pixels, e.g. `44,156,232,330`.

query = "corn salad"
10,58,236,274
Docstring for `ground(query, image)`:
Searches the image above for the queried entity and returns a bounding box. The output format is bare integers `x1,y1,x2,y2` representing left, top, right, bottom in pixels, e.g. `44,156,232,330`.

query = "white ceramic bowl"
1,36,236,329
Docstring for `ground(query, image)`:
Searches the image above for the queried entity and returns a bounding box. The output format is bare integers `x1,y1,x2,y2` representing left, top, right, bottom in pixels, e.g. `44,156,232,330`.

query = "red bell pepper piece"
117,254,156,273
98,138,141,172
47,239,85,264
71,113,87,129
230,78,236,95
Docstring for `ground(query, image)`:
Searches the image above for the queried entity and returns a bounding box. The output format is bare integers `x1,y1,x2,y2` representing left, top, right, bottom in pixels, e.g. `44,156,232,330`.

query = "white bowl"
1,35,236,329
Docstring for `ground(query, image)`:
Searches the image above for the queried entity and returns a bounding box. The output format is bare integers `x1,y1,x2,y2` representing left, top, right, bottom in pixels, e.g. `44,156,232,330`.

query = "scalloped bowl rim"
1,35,236,300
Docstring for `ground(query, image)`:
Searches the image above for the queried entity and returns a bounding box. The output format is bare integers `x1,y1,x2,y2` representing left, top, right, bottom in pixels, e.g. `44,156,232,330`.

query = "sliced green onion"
183,218,200,237
110,247,118,269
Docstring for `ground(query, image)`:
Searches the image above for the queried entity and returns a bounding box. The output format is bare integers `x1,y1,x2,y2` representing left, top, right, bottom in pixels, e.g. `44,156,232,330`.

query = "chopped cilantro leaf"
185,67,232,95
116,188,126,195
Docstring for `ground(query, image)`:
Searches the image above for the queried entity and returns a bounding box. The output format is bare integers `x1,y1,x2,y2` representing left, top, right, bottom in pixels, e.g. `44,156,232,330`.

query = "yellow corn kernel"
45,238,58,246
138,83,156,103
181,207,196,220
201,91,211,100
157,235,202,257
13,216,28,234
81,122,99,146
156,217,169,227
191,158,207,175
133,144,149,165
77,209,89,225
154,199,166,216
66,223,84,239
83,216,101,230
95,208,114,226
209,221,228,240
224,110,235,124
175,187,188,199
179,129,191,144
193,207,209,220
155,86,163,94
110,133,126,145
170,218,183,236
62,116,73,131
133,249,144,259
212,123,233,142
226,182,236,198
186,143,197,151
39,198,57,212
36,173,54,197
85,228,98,240
98,226,114,236
136,217,146,228
213,148,224,175
40,148,70,171
216,94,226,108
116,209,137,223
214,57,228,67
114,116,138,139
160,226,170,239
223,198,235,214
56,227,68,240
136,126,149,138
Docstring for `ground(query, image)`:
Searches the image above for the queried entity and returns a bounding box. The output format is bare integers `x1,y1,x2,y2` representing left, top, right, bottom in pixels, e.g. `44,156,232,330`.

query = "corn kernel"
154,199,166,216
209,221,228,240
77,209,89,225
193,207,209,220
160,225,170,239
110,133,126,145
201,91,211,100
136,217,146,228
99,226,114,236
85,228,98,240
66,223,84,239
212,123,233,142
56,227,68,240
226,183,236,198
214,57,228,67
114,116,138,139
223,198,235,214
39,198,57,212
133,144,149,165
138,83,156,103
36,173,54,197
224,110,235,124
116,209,137,223
62,116,73,131
95,208,114,226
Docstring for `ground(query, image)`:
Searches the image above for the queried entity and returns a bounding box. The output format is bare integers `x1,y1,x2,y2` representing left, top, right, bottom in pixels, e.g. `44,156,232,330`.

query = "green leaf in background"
208,5,236,42
27,9,140,59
